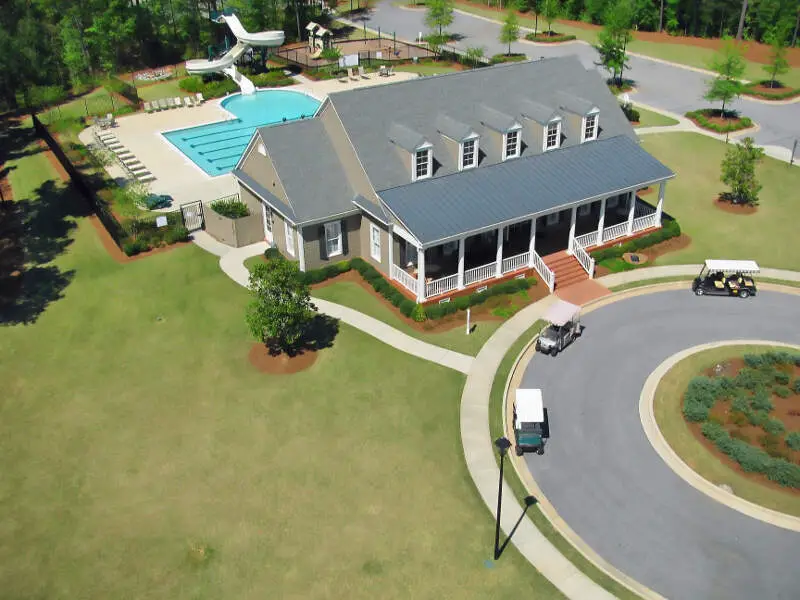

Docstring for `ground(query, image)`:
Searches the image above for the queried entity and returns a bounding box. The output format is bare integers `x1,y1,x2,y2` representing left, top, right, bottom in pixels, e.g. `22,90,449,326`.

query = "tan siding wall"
359,216,390,276
239,143,289,203
523,121,544,154
301,214,362,271
564,114,583,144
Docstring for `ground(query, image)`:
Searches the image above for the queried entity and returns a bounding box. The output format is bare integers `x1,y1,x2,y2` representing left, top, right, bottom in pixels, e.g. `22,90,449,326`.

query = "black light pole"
494,436,512,560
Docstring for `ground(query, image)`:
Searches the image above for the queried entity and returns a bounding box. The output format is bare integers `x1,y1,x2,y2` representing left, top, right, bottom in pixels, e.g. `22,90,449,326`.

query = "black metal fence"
274,37,438,70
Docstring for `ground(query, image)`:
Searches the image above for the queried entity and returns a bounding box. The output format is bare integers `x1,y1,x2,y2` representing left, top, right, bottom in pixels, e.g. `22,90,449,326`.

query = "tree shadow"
266,313,340,357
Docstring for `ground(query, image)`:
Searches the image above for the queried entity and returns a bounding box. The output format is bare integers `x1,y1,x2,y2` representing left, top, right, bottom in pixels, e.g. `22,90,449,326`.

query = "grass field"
640,133,800,271
634,106,680,128
136,79,188,102
0,126,560,599
653,345,800,517
395,63,462,75
38,88,119,123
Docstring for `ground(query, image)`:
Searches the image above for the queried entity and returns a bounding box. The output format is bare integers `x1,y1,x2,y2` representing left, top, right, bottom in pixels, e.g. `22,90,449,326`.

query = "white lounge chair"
387,66,395,76
142,101,151,113
348,67,358,81
183,97,193,108
358,65,369,79
106,113,116,126
195,92,205,104
174,97,182,108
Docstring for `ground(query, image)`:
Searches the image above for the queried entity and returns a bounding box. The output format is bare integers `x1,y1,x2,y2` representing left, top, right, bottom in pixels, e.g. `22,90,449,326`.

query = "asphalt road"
520,290,800,600
356,2,800,152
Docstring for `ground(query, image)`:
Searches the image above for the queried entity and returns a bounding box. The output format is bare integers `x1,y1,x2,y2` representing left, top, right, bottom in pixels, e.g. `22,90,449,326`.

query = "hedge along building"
232,56,675,303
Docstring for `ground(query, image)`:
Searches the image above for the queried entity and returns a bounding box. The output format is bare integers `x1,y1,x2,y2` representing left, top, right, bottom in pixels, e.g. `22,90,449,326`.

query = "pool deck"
78,72,418,207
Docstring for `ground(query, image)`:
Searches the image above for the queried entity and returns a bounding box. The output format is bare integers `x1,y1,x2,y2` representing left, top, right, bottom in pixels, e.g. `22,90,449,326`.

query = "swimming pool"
163,89,321,176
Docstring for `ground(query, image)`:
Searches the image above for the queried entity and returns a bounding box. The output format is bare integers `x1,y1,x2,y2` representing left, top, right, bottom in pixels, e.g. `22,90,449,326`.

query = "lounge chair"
165,97,174,109
338,71,348,83
106,113,116,126
387,66,395,76
183,97,193,108
174,97,182,108
358,65,369,79
195,92,205,104
348,67,358,81
157,98,167,110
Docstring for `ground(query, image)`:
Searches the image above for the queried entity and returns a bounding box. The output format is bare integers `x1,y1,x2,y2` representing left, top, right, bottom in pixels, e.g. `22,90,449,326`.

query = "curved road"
358,2,800,152
520,290,800,600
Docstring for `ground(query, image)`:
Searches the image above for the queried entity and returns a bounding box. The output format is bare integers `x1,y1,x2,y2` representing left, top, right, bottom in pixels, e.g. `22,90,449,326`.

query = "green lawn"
654,345,800,517
395,63,462,75
38,87,117,123
0,125,560,599
640,133,800,271
633,106,679,128
135,78,188,102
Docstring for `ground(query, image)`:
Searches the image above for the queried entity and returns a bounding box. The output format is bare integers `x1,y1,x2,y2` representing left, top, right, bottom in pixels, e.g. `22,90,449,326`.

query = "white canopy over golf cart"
536,300,582,355
694,259,760,298
702,259,760,274
514,388,545,455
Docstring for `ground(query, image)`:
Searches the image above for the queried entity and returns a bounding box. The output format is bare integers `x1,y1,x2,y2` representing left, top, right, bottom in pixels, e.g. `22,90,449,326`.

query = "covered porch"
388,181,666,302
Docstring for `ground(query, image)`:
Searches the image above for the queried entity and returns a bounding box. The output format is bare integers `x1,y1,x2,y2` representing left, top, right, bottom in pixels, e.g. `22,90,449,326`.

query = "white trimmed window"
263,205,273,234
414,148,431,180
583,113,598,142
257,143,266,156
545,120,561,150
285,221,295,256
460,138,478,170
369,224,381,261
324,221,343,257
503,129,520,160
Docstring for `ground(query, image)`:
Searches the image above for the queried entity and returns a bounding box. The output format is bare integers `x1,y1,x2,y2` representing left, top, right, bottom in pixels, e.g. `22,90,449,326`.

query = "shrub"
794,378,800,394
27,84,68,109
785,431,800,451
774,371,790,385
320,47,341,60
398,299,416,317
765,459,800,488
250,71,294,88
620,103,640,123
731,441,771,473
748,410,768,427
735,367,769,390
411,303,427,322
264,247,284,261
210,199,249,219
774,385,791,398
523,32,577,43
731,394,751,413
122,238,149,256
743,353,765,368
590,219,681,262
763,418,786,435
750,389,773,412
179,75,238,99
684,109,753,133
701,421,727,443
165,226,190,245
489,53,528,65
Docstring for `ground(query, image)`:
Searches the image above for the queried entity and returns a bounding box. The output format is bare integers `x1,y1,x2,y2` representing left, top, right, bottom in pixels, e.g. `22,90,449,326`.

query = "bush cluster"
489,54,528,65
590,219,680,262
179,75,238,99
249,71,294,88
266,251,536,321
620,102,640,123
786,432,800,451
122,213,189,256
523,33,577,43
682,376,721,422
685,109,753,133
210,199,250,219
742,83,800,100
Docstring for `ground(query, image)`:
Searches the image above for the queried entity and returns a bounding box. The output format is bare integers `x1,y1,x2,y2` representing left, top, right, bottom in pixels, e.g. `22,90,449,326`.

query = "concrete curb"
640,340,800,533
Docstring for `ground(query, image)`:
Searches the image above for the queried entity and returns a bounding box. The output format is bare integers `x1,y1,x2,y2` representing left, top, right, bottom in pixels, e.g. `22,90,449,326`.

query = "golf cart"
692,259,759,299
514,388,548,456
536,300,582,356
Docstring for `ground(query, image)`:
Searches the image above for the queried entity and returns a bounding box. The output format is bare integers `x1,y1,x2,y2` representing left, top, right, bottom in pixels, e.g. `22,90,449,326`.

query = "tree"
425,0,454,39
246,259,317,355
720,137,764,205
541,0,561,34
499,11,520,55
594,0,633,86
704,38,746,118
464,45,485,68
762,21,791,88
735,0,748,41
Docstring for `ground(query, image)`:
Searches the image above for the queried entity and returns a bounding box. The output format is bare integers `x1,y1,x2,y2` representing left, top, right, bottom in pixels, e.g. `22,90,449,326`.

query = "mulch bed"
742,84,800,100
312,268,548,333
593,233,693,278
714,195,758,215
248,343,319,374
684,358,800,497
686,114,752,132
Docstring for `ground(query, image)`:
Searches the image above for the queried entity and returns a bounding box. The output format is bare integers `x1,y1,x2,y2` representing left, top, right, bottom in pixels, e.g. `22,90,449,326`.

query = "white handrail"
530,250,555,292
391,264,418,295
571,238,595,279
426,273,458,298
601,222,629,244
464,262,496,286
574,231,599,249
502,251,529,274
632,213,658,233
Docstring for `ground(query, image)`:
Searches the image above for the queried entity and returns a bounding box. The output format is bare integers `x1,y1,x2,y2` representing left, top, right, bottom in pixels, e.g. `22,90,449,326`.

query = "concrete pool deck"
78,72,418,207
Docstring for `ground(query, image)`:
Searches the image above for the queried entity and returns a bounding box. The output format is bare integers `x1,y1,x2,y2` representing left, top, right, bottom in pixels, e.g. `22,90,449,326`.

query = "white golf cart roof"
543,299,581,327
515,389,544,423
704,259,760,274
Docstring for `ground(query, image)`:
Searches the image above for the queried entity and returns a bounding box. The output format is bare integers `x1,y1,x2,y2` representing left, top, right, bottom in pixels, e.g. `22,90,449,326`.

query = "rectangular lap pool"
163,89,321,176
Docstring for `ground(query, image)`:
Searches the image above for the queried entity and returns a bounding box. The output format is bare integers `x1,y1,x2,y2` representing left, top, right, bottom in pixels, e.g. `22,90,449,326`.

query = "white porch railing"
464,262,496,286
426,273,458,298
601,222,629,244
391,264,418,296
634,201,655,218
632,212,658,233
574,231,599,249
570,238,595,279
502,251,529,274
530,250,555,292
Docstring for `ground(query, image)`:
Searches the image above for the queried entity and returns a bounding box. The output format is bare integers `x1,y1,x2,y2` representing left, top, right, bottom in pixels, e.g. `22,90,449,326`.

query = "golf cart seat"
714,280,725,289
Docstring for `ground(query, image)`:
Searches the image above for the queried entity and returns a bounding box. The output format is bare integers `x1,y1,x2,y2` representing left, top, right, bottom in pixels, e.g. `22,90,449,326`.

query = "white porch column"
626,191,636,235
527,218,537,267
387,226,394,279
297,226,306,272
495,227,504,278
596,197,607,247
457,236,466,289
567,205,577,253
656,181,666,227
416,246,425,303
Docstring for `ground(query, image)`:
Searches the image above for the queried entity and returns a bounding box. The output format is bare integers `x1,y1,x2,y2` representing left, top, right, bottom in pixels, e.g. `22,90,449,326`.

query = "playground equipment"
185,12,285,95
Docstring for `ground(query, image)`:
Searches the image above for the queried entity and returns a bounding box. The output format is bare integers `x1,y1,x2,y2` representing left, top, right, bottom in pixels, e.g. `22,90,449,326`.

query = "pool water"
163,90,321,176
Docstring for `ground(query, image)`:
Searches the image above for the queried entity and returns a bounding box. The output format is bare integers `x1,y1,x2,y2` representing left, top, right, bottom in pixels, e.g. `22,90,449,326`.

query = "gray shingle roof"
234,168,297,222
477,104,518,132
388,122,428,152
518,99,559,124
435,113,473,142
256,119,358,224
556,91,596,116
329,56,636,192
379,135,674,245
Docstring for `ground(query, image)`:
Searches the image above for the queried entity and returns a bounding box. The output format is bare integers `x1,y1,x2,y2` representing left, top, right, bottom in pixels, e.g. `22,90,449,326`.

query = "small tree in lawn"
465,45,486,68
500,11,520,55
425,0,455,41
762,21,791,89
720,137,764,205
246,259,317,355
541,0,561,35
705,38,746,120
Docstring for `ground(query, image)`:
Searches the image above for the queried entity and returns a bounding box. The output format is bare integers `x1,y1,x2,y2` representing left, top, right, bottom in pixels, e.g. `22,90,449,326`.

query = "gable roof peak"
388,122,429,152
478,104,519,133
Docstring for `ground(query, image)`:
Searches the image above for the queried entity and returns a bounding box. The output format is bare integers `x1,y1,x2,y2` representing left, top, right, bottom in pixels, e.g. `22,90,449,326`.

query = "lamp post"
494,436,512,560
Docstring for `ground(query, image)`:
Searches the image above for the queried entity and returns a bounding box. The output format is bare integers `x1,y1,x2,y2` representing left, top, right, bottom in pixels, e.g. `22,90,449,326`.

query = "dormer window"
414,147,431,181
460,137,478,170
583,112,599,142
544,120,561,151
503,129,520,160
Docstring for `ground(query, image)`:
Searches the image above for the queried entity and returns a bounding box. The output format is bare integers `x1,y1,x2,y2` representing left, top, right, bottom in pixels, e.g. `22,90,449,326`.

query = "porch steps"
543,251,589,289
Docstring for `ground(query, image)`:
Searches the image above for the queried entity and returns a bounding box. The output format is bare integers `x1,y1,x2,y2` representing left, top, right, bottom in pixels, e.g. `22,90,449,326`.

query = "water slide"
185,13,285,95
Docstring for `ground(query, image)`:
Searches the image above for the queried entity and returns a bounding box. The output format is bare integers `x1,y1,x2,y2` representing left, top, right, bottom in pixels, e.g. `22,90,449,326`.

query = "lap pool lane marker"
640,340,800,533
